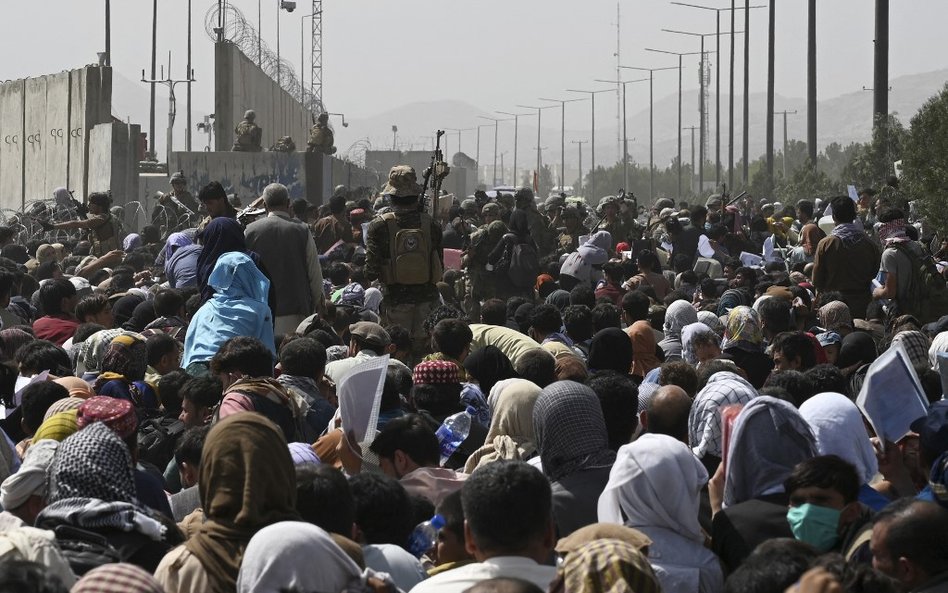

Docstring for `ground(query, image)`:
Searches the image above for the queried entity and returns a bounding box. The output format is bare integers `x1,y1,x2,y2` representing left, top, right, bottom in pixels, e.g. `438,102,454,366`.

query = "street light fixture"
496,111,532,190
565,88,616,201
445,127,475,161
643,49,702,199
592,78,644,193
663,28,742,194
517,104,559,188
670,2,764,190
538,97,587,192
619,65,678,202
477,116,512,188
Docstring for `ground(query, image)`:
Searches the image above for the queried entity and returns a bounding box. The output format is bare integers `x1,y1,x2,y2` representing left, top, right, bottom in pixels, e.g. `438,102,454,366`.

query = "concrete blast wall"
215,42,312,153
0,66,113,214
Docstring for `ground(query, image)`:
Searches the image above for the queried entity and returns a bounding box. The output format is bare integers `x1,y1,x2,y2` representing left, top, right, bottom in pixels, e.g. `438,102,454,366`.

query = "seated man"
785,455,873,562
410,461,557,593
369,414,467,506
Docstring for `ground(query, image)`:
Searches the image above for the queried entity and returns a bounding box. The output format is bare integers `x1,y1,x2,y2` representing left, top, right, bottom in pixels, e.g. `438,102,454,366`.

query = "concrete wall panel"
170,150,308,204
45,72,70,197
0,81,24,212
215,42,310,153
68,68,88,197
23,76,48,204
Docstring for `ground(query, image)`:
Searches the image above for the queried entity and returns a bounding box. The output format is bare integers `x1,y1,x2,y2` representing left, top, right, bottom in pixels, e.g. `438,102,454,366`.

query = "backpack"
137,416,186,470
380,212,442,285
507,242,540,288
890,242,948,323
53,525,126,576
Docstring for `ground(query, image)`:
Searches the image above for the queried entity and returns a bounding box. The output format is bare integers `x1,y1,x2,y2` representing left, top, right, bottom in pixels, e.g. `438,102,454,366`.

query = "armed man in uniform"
44,192,119,256
233,110,263,152
514,188,556,254
307,113,336,154
365,166,443,364
462,202,508,321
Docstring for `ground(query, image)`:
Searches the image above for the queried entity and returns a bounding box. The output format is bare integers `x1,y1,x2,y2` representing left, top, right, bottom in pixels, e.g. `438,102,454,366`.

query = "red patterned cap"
412,360,461,385
76,396,137,439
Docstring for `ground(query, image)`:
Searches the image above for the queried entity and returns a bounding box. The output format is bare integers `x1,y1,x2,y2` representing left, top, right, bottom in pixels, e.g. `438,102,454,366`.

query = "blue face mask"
705,222,713,231
786,503,841,552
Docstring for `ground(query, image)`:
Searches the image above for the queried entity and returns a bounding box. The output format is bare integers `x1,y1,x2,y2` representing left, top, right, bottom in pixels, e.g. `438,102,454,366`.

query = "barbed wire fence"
204,3,325,118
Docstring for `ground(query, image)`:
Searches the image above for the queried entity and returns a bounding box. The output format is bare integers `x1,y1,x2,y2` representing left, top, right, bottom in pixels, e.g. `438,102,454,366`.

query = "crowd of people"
0,167,946,593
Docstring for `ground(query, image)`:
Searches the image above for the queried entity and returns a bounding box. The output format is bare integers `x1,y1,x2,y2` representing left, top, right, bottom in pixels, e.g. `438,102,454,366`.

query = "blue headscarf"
183,251,275,368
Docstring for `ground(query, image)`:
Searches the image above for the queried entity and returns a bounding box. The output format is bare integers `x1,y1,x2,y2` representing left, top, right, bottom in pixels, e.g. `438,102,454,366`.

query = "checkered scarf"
688,371,758,459
73,563,164,593
890,330,931,370
533,381,616,482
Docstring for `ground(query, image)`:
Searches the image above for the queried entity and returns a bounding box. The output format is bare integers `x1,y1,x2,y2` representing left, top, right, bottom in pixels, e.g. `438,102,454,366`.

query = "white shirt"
409,556,557,593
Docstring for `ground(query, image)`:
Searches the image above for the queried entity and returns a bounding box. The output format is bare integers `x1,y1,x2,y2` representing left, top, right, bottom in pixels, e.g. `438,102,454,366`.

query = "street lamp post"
572,140,588,194
684,125,699,193
619,65,678,202
475,123,493,187
478,116,513,188
642,50,701,199
497,111,531,190
445,128,475,161
565,88,615,201
594,78,648,195
517,105,558,193
539,97,587,193
663,28,742,195
670,2,764,188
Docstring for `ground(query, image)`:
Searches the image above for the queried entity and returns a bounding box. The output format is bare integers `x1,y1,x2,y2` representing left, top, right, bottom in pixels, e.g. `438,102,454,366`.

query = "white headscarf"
663,300,698,341
681,322,719,366
929,331,948,371
723,396,818,508
598,434,707,543
799,392,878,484
363,287,383,315
237,521,364,593
0,439,57,510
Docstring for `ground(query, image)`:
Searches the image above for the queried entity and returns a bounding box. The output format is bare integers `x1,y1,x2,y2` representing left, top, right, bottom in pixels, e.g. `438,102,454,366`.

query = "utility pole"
807,0,817,167
874,0,889,140
669,2,763,188
539,98,586,192
684,125,698,194
572,140,588,194
595,78,648,194
518,104,558,192
478,116,513,188
446,127,474,159
565,89,614,199
774,110,797,179
729,0,736,188
620,65,677,202
497,112,531,190
148,0,157,158
186,0,193,151
142,53,196,166
104,0,111,67
742,0,751,185
644,49,702,198
765,0,776,191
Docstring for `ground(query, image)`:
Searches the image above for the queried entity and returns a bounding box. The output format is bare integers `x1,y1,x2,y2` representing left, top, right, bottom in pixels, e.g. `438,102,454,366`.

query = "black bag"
53,525,123,576
137,417,186,470
507,243,540,288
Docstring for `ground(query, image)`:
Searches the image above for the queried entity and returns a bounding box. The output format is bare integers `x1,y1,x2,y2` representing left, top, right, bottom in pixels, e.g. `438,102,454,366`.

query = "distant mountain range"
109,65,948,176
337,69,948,175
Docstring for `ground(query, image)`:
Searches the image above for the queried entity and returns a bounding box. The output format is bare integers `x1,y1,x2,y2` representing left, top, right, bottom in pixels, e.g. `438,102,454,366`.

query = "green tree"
842,114,906,190
904,84,948,236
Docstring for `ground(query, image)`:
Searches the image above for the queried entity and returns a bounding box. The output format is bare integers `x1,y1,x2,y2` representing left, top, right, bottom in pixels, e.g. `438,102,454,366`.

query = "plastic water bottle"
407,514,446,558
435,406,475,466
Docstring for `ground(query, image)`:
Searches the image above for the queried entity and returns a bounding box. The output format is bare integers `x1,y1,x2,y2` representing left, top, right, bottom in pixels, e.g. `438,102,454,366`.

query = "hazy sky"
4,0,948,157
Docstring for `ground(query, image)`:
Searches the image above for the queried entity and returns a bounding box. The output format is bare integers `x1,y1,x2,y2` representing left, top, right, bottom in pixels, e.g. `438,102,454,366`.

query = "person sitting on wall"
233,109,263,152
